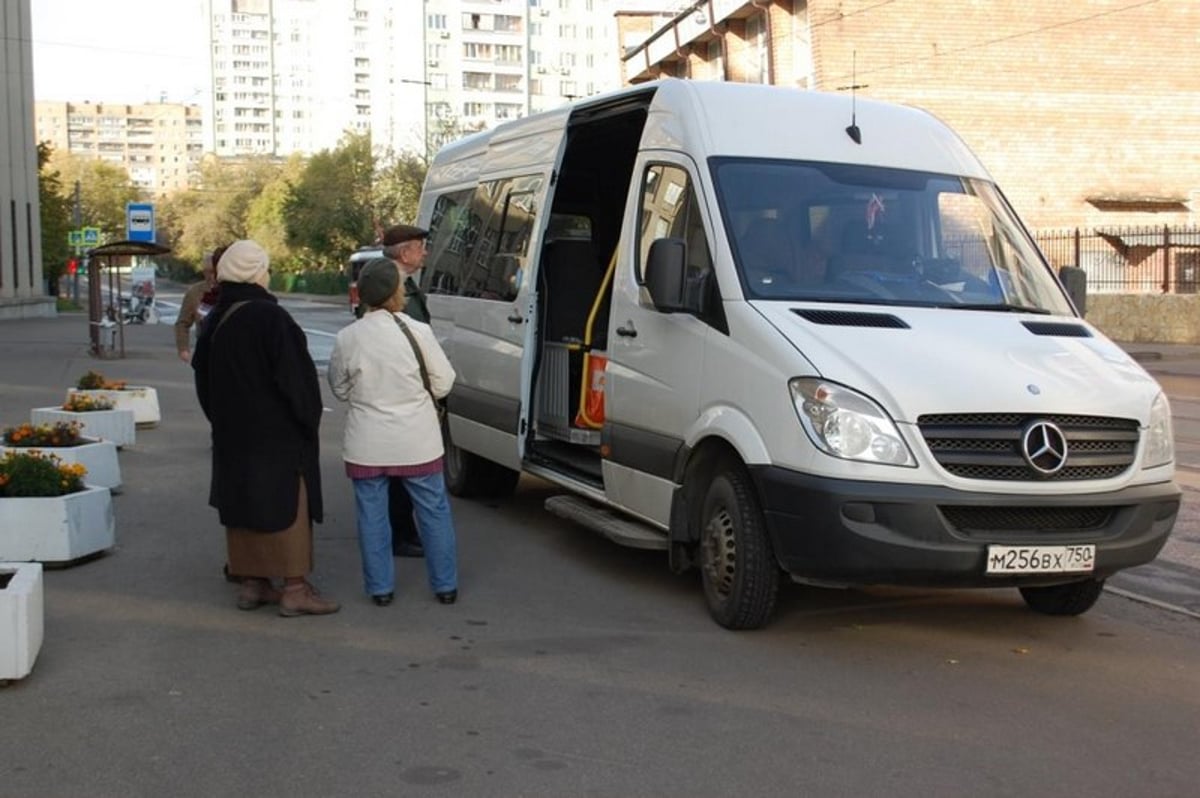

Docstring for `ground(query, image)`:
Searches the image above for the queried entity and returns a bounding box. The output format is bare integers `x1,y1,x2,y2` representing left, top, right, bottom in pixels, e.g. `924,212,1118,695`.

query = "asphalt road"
3,304,1198,796
152,284,1200,618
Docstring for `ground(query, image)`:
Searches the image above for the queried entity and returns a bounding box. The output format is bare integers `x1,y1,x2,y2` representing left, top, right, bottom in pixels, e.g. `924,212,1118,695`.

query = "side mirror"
1058,266,1087,316
644,238,690,313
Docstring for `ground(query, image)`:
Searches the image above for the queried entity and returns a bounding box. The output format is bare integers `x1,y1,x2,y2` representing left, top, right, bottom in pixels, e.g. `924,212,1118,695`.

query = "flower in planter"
76,370,127,391
0,450,87,497
62,393,116,412
3,421,84,448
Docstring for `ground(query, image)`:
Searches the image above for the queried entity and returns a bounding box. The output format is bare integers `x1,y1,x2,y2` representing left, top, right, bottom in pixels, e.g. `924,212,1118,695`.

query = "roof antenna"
842,51,865,145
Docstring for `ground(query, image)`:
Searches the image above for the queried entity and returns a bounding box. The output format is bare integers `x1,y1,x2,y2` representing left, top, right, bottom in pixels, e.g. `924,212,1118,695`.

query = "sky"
31,0,206,104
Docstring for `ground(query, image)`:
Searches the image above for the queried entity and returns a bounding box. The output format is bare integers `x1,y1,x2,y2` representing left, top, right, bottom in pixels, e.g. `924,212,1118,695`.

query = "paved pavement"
1,309,1199,793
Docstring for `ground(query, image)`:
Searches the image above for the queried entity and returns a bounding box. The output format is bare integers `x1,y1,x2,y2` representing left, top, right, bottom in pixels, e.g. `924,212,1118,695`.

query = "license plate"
985,544,1095,575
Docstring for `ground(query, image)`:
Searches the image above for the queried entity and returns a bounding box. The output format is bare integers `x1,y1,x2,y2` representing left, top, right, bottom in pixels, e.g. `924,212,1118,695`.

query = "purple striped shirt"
345,457,443,480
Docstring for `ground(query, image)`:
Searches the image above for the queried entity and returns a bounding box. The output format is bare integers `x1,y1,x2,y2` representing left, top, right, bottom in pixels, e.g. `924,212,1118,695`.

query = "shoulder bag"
391,314,446,420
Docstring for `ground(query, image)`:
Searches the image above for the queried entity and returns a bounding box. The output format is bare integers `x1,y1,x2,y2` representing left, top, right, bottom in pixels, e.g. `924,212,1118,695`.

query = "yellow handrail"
575,248,618,429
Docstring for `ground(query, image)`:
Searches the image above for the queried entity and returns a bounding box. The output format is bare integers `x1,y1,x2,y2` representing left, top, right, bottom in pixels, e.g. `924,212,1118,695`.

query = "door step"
544,495,668,550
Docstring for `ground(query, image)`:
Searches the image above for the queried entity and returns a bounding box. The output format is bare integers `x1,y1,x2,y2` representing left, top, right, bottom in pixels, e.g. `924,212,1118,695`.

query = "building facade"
201,0,625,159
1,0,50,318
617,0,1200,231
34,102,204,197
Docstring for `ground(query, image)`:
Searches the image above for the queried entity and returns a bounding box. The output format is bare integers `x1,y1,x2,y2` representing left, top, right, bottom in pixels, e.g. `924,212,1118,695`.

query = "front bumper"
750,465,1180,587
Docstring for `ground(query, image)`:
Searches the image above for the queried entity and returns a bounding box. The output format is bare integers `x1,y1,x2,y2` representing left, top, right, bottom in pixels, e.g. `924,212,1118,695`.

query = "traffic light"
67,259,78,276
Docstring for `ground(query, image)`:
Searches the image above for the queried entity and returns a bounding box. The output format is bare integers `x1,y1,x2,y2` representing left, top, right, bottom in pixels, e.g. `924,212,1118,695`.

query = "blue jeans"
352,473,458,597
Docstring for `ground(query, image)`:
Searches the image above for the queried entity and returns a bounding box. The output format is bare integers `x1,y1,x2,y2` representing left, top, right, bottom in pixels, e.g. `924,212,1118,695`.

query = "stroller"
119,280,156,324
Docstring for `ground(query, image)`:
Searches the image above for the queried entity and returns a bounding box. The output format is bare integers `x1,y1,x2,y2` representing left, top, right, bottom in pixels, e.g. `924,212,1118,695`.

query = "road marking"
1104,584,1200,620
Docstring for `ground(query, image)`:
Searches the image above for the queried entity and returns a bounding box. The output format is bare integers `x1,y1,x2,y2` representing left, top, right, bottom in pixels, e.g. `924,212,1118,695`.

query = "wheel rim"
702,505,737,599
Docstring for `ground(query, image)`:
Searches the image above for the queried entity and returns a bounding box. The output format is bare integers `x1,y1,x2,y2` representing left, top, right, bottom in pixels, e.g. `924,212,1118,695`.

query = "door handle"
615,323,637,338
507,312,524,324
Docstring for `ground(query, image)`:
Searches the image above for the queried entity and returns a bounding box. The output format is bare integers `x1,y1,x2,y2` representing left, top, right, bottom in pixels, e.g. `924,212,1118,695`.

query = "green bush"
156,256,201,283
0,451,87,497
270,270,348,295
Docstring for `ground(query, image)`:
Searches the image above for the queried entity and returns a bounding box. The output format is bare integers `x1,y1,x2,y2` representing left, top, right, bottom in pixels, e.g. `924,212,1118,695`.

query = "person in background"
175,245,226,363
328,257,459,607
380,223,432,559
382,223,431,322
192,239,339,617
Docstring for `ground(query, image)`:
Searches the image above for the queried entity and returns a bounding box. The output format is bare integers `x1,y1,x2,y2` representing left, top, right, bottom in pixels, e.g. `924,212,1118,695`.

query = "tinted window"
424,175,542,301
636,164,713,285
424,188,478,296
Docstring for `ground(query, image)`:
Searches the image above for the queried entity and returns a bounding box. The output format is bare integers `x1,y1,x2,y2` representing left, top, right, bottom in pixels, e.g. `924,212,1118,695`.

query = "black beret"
357,257,401,307
381,224,429,247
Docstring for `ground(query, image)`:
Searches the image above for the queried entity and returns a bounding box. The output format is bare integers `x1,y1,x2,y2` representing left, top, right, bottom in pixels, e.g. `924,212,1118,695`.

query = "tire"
1019,578,1105,616
699,466,779,630
442,418,520,499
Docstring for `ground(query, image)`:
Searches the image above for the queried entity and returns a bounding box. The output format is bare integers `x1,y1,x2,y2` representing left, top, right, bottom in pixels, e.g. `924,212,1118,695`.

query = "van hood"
757,304,1162,424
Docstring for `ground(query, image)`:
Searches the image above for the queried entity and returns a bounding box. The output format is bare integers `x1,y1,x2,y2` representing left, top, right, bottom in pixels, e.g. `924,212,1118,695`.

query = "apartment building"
617,0,1200,231
34,102,204,196
202,0,625,159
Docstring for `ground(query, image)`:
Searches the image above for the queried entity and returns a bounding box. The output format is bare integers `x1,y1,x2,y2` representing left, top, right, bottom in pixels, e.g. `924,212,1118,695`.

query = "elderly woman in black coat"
192,239,339,616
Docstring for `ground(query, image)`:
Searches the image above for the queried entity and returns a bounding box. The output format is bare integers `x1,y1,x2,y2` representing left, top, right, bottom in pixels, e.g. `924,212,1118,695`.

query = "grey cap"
357,257,400,307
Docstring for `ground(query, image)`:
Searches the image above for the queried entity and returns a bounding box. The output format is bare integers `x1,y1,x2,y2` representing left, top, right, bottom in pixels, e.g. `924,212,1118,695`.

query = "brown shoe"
278,581,341,617
236,578,281,611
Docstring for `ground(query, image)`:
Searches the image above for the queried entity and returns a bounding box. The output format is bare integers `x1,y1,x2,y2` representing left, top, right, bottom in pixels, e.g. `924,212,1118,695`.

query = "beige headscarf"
218,240,269,285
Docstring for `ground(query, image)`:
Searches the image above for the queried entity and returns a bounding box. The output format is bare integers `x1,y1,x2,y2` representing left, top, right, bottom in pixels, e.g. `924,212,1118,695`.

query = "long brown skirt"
226,478,313,579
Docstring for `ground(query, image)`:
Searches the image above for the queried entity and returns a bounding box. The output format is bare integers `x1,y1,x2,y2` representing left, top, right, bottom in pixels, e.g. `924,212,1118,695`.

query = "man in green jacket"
381,223,432,557
382,223,430,323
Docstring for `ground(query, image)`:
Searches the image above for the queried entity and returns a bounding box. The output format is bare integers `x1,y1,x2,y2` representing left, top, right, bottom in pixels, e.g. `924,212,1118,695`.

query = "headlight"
789,378,915,467
1143,392,1174,469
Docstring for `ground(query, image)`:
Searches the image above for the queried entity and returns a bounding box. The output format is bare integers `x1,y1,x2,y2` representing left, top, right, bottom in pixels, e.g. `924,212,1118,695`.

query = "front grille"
918,413,1139,481
941,505,1114,535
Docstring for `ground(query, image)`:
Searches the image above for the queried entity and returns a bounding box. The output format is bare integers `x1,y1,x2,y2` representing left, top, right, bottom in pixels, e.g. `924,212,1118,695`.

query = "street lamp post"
399,78,433,160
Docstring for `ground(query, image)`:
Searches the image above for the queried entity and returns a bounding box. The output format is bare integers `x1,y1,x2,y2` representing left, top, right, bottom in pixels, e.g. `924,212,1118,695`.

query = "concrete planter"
1,438,122,493
67,386,160,427
0,486,115,564
0,562,44,681
31,407,135,448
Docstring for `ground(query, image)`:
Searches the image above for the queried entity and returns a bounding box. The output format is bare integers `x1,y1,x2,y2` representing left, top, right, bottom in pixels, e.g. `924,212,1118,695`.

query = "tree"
283,132,377,265
244,154,306,270
158,155,291,269
37,143,73,292
47,151,139,241
374,148,427,234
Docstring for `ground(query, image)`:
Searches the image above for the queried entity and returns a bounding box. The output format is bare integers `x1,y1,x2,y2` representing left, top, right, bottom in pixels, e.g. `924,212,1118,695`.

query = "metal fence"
1033,225,1200,294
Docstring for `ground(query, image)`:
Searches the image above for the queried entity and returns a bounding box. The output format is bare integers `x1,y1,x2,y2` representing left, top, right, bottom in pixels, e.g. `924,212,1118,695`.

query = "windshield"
712,158,1074,314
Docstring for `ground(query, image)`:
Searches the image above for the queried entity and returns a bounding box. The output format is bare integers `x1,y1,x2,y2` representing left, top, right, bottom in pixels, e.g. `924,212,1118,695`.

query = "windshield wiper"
950,302,1052,315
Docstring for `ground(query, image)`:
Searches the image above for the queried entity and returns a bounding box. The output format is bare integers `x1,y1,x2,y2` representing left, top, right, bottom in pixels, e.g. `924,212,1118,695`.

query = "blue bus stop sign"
127,203,155,243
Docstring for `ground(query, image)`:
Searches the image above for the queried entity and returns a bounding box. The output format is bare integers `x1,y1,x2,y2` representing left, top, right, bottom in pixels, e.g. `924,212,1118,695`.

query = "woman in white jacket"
327,257,459,606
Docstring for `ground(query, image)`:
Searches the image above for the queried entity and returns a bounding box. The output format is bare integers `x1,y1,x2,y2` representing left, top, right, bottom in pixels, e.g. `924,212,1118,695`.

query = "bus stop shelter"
85,240,172,358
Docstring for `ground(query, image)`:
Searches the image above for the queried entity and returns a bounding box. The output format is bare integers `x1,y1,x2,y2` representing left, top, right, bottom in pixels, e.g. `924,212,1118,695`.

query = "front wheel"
698,465,779,630
1019,578,1105,616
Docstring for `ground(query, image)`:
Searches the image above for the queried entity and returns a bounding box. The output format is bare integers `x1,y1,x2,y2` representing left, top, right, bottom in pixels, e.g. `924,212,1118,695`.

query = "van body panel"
602,151,711,522
666,80,990,179
601,459,673,529
448,413,519,471
752,303,1158,423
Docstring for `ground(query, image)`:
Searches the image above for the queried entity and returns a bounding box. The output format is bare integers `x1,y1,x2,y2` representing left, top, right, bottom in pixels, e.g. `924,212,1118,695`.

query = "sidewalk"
0,313,495,795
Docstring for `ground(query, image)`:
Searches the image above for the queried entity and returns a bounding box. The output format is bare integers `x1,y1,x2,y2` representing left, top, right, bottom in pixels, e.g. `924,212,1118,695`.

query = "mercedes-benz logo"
1022,420,1069,475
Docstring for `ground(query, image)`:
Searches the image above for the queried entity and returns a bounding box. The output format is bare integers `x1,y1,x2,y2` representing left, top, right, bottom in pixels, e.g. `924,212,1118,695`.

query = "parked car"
345,246,382,317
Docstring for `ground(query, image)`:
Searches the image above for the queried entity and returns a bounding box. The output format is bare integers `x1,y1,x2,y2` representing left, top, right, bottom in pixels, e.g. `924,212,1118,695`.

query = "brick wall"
811,0,1200,229
622,0,1200,232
